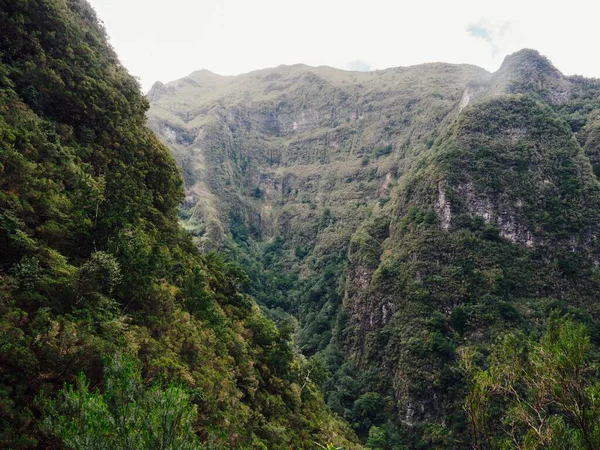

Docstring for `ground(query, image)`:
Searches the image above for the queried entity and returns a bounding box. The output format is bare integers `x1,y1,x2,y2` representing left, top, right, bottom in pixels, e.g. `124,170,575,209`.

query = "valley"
149,51,600,447
3,0,600,447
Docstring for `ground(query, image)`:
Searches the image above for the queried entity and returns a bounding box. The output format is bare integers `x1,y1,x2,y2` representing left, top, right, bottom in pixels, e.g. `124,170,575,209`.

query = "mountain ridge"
148,47,600,447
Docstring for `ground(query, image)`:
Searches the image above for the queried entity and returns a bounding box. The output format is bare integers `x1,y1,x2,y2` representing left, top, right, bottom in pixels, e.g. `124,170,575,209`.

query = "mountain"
148,50,600,447
0,0,359,448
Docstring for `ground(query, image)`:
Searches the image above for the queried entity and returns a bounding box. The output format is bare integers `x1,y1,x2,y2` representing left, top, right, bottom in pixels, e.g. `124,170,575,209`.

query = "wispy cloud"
466,19,512,56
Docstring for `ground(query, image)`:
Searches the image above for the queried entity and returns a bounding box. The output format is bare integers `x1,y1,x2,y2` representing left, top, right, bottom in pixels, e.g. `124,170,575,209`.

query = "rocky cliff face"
148,50,600,446
147,62,488,250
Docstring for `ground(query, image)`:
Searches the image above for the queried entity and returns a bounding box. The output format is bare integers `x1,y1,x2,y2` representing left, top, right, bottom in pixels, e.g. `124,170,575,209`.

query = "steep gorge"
149,50,600,446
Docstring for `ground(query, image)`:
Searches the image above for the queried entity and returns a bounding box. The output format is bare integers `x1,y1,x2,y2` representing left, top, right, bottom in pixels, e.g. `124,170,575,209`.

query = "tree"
351,392,384,435
461,314,600,450
366,426,387,449
41,353,201,450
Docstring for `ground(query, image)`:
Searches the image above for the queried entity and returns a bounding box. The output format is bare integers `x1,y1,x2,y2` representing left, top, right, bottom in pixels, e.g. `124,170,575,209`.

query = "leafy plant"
461,314,600,450
41,353,201,450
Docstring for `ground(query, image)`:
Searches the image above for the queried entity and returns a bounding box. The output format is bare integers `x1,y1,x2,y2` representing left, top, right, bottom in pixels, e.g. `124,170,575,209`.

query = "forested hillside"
0,1,359,448
149,49,600,448
3,0,600,447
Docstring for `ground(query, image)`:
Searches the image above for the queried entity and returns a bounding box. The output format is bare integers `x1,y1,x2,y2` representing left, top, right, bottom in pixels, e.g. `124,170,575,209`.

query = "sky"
87,0,600,93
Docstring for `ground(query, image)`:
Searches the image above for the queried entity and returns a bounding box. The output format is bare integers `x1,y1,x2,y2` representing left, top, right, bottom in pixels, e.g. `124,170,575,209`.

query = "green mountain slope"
149,50,600,447
0,0,359,448
147,60,490,351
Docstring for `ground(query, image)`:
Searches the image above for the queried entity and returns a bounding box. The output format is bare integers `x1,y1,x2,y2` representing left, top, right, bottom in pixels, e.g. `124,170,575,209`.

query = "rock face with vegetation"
149,49,600,447
2,0,600,447
0,1,359,448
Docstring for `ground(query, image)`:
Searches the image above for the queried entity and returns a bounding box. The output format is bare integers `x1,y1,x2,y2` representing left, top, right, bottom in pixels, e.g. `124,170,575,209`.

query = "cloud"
467,23,493,43
346,60,373,72
466,19,512,56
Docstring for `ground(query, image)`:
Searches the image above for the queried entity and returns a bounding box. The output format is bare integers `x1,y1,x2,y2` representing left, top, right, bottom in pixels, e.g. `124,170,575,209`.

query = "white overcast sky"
87,0,600,93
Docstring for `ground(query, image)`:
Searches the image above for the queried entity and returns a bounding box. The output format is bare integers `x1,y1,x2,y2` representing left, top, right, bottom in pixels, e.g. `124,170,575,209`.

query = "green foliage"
334,74,600,447
0,1,359,448
75,251,121,300
373,145,393,158
365,426,387,449
316,443,343,450
461,314,600,450
42,353,201,450
350,392,384,435
147,42,600,450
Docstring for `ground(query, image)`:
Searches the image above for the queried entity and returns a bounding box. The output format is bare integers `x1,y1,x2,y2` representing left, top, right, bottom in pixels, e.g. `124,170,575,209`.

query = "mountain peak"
498,48,561,76
146,80,167,101
491,48,569,102
190,68,219,76
188,68,229,81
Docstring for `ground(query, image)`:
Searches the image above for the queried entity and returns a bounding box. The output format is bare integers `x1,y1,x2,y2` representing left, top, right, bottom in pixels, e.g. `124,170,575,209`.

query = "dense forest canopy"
0,0,357,448
4,0,600,448
149,32,600,449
